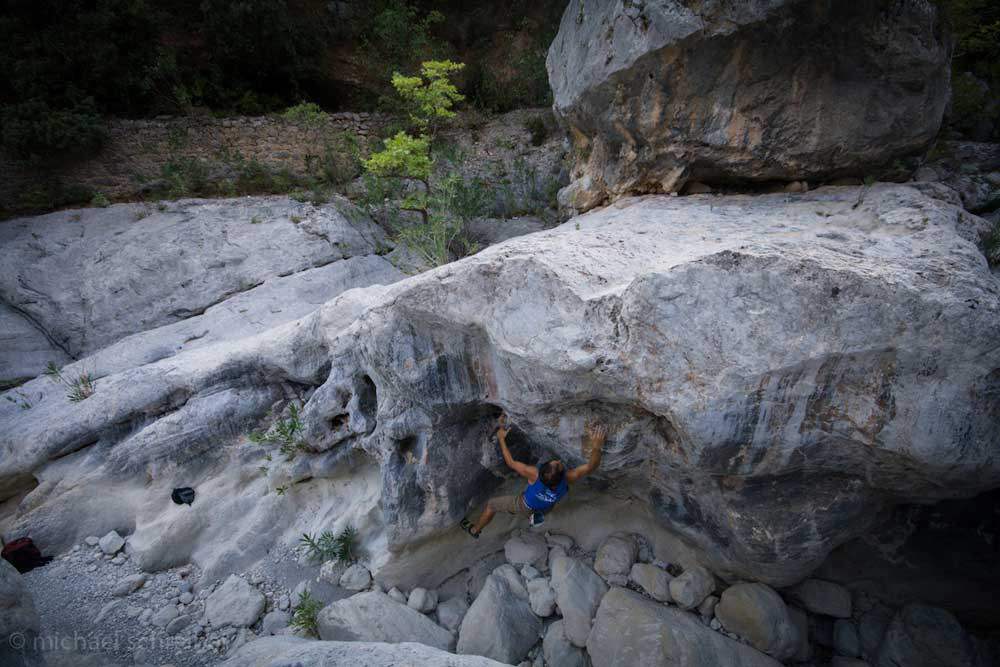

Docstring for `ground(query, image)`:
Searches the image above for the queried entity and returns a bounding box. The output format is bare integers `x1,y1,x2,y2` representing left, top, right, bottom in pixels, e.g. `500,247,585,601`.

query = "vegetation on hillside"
0,0,567,161
940,0,1000,138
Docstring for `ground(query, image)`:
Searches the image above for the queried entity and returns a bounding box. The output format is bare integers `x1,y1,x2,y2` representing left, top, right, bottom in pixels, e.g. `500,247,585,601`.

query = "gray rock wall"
0,196,402,384
547,0,951,211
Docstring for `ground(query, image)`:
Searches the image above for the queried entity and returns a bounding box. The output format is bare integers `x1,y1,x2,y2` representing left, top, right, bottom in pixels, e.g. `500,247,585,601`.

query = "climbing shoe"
460,518,480,539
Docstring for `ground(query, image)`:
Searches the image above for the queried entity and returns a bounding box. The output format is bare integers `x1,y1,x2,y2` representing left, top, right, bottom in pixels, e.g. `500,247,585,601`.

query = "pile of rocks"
252,528,996,667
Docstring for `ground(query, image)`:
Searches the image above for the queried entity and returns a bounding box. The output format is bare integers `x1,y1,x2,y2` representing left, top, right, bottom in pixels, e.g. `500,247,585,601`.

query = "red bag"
1,537,52,573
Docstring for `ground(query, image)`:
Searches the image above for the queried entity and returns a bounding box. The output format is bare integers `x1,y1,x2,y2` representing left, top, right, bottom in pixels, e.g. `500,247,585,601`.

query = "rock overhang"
1,185,997,587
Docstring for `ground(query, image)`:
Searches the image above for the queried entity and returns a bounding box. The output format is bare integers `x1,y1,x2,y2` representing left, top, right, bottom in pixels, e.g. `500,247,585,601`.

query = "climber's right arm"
497,418,538,483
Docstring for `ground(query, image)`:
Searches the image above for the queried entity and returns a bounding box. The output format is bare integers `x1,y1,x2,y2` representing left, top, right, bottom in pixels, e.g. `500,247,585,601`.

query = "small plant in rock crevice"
289,590,323,637
3,390,32,410
298,525,358,564
249,403,309,460
44,361,96,402
985,218,1000,268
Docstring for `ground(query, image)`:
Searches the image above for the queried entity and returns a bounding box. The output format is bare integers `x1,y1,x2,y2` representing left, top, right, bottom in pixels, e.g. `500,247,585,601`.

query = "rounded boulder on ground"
876,603,977,667
504,533,548,567
204,574,266,628
339,563,372,591
594,533,638,579
436,596,469,633
787,579,852,618
668,565,715,610
317,591,452,650
716,582,799,661
527,577,557,617
629,563,672,603
407,587,438,613
457,571,541,664
544,619,587,667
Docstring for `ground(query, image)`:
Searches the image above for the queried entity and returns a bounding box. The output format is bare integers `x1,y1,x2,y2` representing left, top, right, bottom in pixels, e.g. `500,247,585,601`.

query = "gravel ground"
21,536,346,667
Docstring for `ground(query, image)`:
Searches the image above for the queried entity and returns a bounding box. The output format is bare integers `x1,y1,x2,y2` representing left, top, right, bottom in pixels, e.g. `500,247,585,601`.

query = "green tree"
391,60,465,133
362,60,474,268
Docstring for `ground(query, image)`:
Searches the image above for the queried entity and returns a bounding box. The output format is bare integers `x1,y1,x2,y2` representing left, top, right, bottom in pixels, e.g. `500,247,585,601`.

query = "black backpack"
171,487,196,505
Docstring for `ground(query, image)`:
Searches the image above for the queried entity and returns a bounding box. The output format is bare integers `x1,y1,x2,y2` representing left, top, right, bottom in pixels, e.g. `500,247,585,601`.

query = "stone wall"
0,112,393,212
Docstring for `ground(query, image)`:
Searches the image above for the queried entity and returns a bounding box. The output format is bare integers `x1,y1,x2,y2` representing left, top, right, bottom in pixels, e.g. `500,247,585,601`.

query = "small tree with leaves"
391,60,465,134
363,60,475,268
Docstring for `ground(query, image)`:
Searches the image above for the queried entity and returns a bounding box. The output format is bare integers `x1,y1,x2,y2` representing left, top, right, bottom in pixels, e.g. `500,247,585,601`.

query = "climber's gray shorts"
489,494,531,515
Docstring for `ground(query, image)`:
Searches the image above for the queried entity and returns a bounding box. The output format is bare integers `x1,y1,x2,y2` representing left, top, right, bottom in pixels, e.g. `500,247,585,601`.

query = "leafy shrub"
158,157,214,199
90,192,110,208
525,114,552,147
985,218,1000,268
290,590,322,637
0,0,167,158
193,0,325,111
467,46,552,113
363,2,446,77
0,99,108,162
939,0,1000,138
19,180,93,215
282,102,328,126
0,0,330,159
298,525,358,564
307,131,363,188
249,404,309,460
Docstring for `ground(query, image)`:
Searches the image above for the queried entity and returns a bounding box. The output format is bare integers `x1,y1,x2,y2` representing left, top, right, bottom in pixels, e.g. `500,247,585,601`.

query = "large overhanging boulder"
0,184,997,588
546,0,952,211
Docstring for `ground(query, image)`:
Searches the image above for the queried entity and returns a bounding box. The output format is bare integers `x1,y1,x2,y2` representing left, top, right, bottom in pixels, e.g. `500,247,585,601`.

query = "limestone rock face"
316,591,451,650
223,636,508,667
546,0,951,211
716,583,798,660
0,196,402,384
457,572,541,664
1,185,997,590
586,587,782,667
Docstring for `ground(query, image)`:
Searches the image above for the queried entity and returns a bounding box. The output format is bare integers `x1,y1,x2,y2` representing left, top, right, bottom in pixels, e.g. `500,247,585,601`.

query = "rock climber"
461,413,606,538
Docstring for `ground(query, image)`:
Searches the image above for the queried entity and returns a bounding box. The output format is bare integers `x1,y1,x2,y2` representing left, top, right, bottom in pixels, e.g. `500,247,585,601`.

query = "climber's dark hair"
541,459,565,489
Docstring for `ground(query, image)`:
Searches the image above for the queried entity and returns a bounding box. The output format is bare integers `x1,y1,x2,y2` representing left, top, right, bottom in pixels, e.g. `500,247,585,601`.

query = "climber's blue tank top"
523,465,569,512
